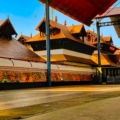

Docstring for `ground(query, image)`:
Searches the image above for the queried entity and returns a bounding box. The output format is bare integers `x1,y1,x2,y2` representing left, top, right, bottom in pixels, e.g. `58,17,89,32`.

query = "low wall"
0,69,93,90
0,70,93,83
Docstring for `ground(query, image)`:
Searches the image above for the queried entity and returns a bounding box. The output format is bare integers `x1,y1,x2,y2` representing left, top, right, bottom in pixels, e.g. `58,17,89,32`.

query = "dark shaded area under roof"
39,0,117,26
0,19,17,36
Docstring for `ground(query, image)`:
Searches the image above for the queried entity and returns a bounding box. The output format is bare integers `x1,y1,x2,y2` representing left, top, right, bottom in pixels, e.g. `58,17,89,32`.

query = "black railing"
106,76,120,84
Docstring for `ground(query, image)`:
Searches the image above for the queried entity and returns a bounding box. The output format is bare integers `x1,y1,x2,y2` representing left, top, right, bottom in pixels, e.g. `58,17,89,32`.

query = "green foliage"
2,79,11,83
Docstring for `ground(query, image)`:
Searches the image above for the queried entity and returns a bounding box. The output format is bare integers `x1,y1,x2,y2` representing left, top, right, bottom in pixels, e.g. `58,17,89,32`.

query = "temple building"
19,17,120,84
24,17,96,65
0,16,120,88
0,18,43,62
0,18,48,87
0,18,97,89
22,17,119,67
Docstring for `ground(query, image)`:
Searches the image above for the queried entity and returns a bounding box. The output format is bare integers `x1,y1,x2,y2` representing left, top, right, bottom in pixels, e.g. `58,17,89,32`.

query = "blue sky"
0,0,120,47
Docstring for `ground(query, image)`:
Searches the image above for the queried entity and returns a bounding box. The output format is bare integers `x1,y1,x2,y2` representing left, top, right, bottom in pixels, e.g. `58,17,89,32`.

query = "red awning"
39,0,117,26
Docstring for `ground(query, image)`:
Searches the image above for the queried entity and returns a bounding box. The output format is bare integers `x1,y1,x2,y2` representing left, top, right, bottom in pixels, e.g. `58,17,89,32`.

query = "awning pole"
45,0,51,87
96,20,102,84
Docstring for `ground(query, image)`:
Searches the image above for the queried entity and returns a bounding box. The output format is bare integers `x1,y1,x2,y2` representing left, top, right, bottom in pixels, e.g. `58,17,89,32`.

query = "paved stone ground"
24,85,120,120
24,96,120,120
0,85,120,120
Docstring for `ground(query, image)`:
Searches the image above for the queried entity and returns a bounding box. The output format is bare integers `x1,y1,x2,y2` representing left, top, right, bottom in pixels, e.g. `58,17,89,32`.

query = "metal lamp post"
45,0,51,87
96,20,102,84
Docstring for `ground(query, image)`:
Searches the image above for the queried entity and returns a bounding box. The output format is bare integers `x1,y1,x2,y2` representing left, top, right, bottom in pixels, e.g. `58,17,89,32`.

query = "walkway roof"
95,7,120,38
95,7,120,19
39,0,117,26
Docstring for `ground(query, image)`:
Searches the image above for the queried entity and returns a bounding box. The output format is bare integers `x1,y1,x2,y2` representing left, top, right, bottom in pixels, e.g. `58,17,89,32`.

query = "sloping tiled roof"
91,52,116,66
17,35,31,41
36,18,77,40
0,37,44,62
49,20,77,41
28,17,79,42
27,18,97,50
27,31,67,42
67,24,84,34
103,36,112,42
114,50,120,54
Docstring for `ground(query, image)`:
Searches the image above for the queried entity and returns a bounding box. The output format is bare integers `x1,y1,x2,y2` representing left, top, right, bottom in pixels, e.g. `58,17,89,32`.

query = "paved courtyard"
0,85,120,120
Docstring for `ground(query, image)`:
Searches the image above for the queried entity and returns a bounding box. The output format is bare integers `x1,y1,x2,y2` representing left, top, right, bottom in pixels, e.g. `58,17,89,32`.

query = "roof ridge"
67,24,84,27
26,33,40,41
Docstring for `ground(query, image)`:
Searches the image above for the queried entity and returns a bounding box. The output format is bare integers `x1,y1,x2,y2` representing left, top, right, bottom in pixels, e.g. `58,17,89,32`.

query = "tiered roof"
28,17,79,42
24,17,120,66
26,18,91,46
0,18,44,62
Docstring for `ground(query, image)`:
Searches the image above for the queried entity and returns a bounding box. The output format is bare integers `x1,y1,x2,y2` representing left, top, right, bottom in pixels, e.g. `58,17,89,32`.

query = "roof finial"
64,20,67,26
55,16,58,22
21,32,22,35
30,33,32,38
93,28,94,32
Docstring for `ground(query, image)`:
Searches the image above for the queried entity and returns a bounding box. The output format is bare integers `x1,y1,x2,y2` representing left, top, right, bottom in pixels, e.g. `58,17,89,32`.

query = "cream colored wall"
12,60,31,68
30,62,46,69
0,58,13,66
52,65,95,73
35,49,91,60
0,58,95,73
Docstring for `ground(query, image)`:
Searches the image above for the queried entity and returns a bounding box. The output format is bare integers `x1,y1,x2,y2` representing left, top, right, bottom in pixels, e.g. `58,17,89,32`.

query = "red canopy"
39,0,117,26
